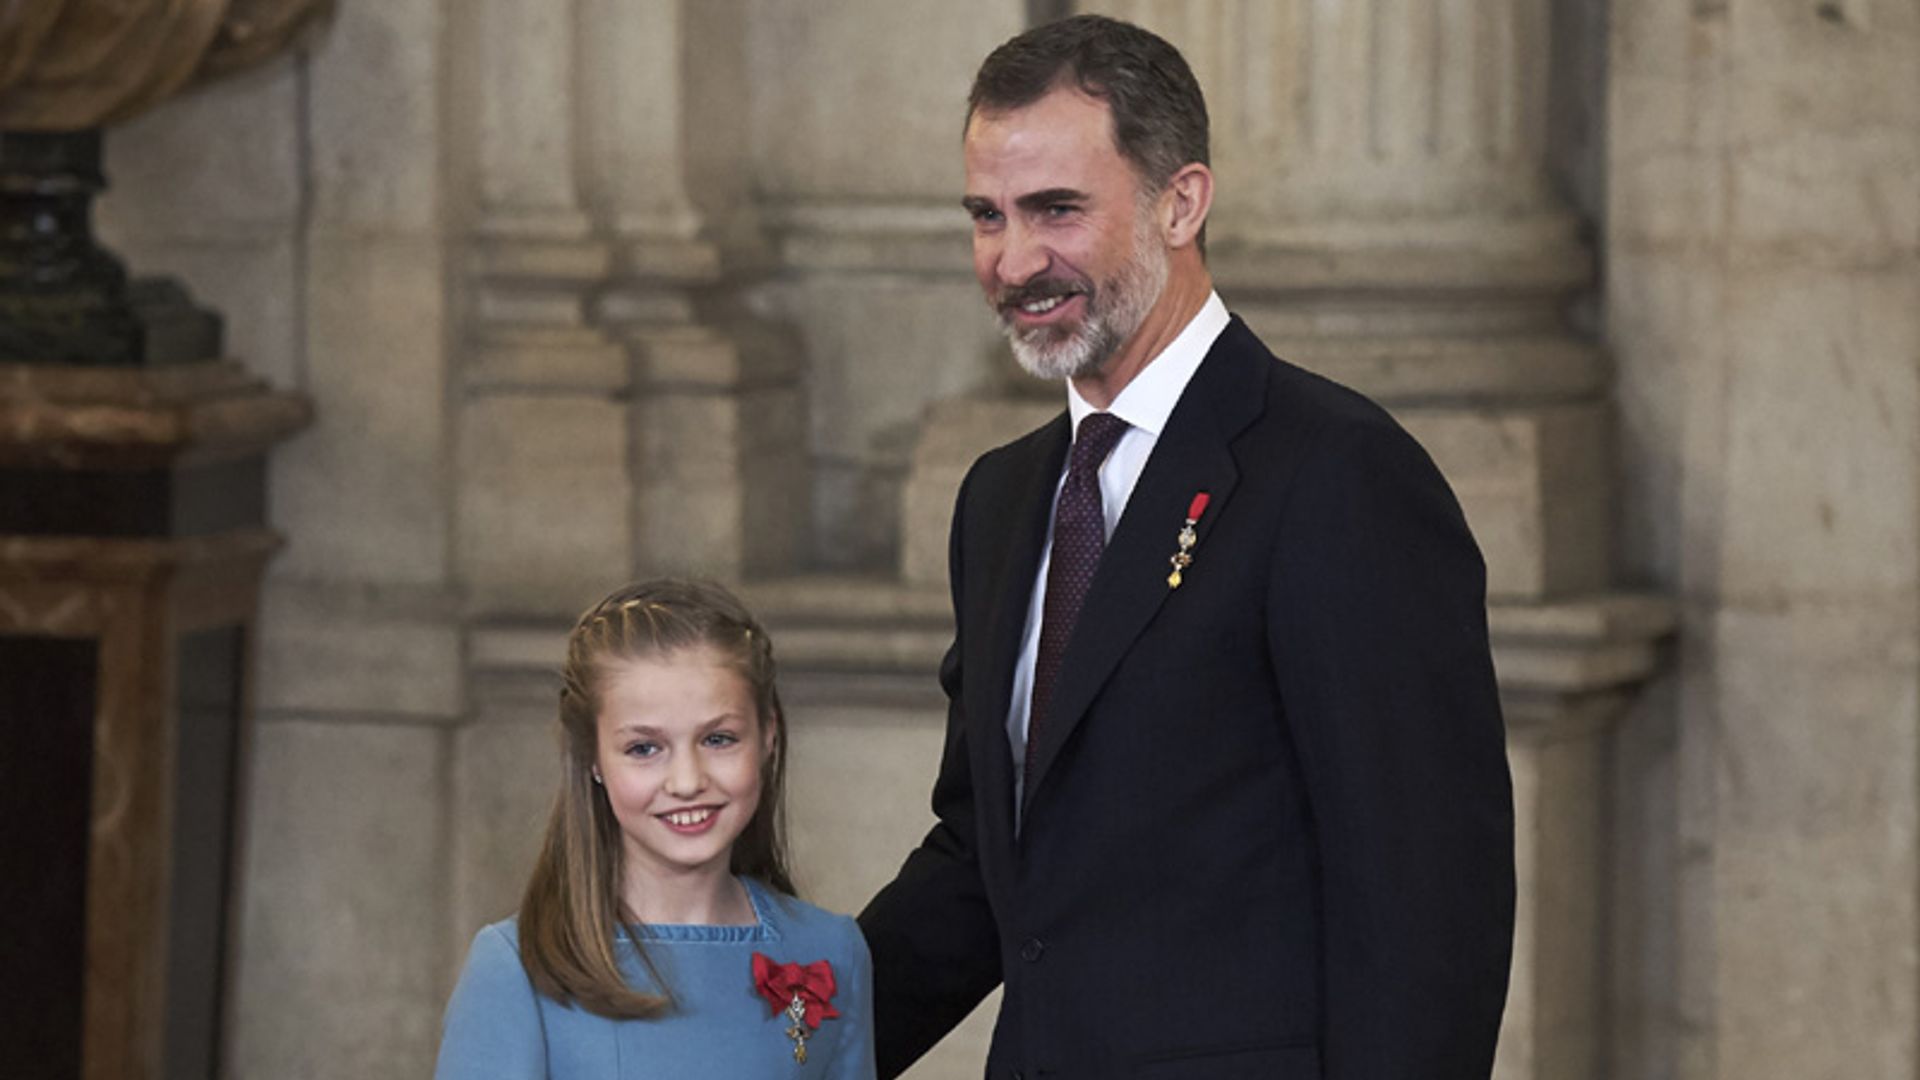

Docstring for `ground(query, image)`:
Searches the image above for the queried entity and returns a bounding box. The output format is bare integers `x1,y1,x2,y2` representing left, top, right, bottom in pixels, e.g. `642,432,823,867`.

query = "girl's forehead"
593,647,760,718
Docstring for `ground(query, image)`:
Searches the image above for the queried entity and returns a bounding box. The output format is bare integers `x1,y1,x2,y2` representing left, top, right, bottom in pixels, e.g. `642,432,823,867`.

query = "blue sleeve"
435,924,548,1080
830,917,879,1080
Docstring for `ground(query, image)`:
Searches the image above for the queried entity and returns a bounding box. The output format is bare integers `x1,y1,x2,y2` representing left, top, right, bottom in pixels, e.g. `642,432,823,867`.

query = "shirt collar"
1067,291,1230,437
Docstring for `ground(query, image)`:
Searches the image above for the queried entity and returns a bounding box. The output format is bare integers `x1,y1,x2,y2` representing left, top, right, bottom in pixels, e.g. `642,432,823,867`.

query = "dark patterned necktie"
1027,412,1130,778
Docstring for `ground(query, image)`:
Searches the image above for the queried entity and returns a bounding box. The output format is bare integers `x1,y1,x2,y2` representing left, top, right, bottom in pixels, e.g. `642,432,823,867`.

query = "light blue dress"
435,878,876,1080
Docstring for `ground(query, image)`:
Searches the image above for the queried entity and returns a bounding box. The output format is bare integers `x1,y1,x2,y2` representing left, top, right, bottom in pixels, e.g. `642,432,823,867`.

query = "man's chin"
1007,327,1104,382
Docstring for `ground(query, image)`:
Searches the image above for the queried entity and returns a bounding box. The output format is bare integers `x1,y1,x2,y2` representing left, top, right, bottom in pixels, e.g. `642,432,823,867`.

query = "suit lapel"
1022,318,1269,811
973,413,1069,849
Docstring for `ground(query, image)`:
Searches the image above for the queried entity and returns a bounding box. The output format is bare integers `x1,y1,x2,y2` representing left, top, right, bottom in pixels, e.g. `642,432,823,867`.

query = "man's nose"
994,222,1050,288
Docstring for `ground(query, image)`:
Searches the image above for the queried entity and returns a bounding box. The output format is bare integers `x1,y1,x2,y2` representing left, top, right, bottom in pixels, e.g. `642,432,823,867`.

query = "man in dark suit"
859,15,1514,1080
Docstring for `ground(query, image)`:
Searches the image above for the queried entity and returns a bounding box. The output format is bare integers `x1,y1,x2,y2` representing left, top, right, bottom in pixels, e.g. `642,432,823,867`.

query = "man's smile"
999,281,1090,327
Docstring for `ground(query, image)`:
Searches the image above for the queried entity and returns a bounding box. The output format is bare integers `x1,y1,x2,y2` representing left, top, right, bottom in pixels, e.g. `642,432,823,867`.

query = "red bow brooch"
753,951,840,1064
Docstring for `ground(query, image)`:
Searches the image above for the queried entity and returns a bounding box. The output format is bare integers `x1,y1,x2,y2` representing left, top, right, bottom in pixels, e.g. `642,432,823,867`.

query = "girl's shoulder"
463,916,522,957
746,881,869,959
454,917,531,988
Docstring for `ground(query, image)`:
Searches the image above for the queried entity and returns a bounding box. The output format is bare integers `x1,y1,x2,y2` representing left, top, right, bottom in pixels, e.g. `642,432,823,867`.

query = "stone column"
456,0,626,616
748,0,1028,571
1608,2,1920,1077
580,0,807,582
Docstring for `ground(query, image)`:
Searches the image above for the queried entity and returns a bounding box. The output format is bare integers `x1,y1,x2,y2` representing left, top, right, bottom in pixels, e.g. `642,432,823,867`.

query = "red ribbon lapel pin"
753,952,840,1064
1167,491,1210,588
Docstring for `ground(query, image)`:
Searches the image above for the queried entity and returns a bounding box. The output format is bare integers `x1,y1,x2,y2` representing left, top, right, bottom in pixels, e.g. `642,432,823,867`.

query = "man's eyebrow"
961,189,1092,216
1013,188,1089,212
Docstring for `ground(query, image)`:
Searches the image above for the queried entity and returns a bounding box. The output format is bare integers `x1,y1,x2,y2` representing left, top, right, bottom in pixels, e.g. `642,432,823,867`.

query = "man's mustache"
994,277,1090,311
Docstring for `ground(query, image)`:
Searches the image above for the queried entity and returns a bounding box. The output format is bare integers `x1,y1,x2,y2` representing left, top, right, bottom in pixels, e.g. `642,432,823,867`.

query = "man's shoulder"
1175,316,1408,459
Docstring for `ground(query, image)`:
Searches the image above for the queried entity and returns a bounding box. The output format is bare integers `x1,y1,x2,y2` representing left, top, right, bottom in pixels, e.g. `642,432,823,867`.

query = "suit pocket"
1131,1040,1319,1079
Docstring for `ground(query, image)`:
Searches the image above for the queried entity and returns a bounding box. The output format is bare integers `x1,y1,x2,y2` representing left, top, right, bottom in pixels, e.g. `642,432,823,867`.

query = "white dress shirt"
1006,291,1231,798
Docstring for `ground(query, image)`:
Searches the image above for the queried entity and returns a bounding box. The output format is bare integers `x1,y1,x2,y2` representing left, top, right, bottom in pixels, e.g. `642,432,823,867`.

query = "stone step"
734,575,1675,716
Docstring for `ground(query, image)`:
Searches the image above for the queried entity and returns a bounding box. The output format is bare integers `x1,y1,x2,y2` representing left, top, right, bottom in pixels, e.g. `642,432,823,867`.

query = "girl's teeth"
664,809,713,826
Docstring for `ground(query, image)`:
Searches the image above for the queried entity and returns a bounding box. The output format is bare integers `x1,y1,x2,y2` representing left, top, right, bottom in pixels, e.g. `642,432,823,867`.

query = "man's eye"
970,207,1002,225
1045,204,1078,217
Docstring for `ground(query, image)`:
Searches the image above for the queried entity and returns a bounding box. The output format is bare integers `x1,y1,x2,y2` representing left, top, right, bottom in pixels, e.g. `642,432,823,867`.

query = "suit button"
1020,938,1045,962
1010,1071,1024,1080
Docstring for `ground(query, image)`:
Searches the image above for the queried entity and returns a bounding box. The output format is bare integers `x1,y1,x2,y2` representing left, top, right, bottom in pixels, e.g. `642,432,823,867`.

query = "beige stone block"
93,64,304,383
901,398,1058,585
1267,334,1605,407
1605,679,1684,1080
464,330,629,394
451,697,561,951
785,701,945,910
783,697,998,1080
99,61,304,240
634,390,744,576
1399,404,1609,600
739,384,811,576
1715,829,1920,1079
1712,601,1919,832
756,269,1003,568
1703,601,1920,1079
1725,127,1919,262
748,0,1022,201
229,720,446,1080
621,319,808,577
307,0,444,231
1606,250,1731,585
458,394,632,614
1497,705,1610,1080
1608,139,1725,251
275,235,450,585
1718,267,1919,600
767,276,1004,463
256,581,463,720
474,283,596,328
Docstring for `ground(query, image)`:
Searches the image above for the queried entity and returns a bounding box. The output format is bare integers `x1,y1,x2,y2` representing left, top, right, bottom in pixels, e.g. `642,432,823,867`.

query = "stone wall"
1606,1,1920,1077
87,1,1920,1078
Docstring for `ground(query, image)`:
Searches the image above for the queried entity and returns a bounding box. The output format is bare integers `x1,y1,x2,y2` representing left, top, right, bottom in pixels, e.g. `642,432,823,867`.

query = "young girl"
435,580,876,1079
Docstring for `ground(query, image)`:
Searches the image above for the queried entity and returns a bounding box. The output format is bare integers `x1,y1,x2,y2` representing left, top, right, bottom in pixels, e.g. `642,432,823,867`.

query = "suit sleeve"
434,925,547,1080
858,465,1004,1079
1268,417,1516,1079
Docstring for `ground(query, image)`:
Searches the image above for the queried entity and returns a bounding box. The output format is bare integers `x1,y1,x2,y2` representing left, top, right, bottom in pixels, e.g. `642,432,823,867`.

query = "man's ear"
1160,162,1214,250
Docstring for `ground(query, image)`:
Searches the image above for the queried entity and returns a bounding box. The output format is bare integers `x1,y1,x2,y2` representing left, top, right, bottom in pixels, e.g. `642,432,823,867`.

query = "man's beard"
993,215,1169,382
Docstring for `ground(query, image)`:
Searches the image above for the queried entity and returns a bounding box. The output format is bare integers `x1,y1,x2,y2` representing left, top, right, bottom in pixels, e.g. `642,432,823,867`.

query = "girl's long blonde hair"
517,579,794,1018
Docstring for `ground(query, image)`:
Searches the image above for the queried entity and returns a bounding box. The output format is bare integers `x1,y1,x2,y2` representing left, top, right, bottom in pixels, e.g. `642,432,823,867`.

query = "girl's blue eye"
625,741,660,758
703,731,741,749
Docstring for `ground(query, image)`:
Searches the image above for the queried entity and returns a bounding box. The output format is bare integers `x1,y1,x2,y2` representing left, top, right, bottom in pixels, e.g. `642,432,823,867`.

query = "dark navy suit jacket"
861,317,1515,1080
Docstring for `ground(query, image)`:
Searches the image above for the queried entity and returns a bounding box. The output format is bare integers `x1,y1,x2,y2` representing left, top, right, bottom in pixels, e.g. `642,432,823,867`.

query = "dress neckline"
623,876,780,944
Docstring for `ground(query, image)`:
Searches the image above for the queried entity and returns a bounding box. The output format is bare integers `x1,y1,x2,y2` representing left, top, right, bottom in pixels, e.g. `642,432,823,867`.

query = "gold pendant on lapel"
783,994,810,1063
1167,491,1211,588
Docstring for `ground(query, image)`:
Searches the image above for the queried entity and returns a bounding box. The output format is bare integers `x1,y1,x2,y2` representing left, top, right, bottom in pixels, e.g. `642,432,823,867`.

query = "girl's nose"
665,749,707,797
